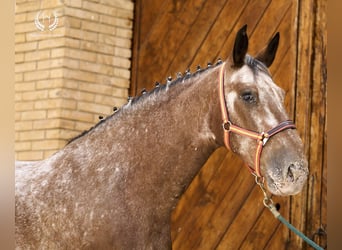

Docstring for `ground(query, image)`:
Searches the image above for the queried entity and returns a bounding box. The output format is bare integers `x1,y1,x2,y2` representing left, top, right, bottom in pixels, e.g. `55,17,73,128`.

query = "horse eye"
241,91,257,104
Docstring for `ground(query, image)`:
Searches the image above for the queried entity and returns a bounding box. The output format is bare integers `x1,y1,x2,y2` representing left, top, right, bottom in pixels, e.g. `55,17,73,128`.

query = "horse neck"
66,65,224,215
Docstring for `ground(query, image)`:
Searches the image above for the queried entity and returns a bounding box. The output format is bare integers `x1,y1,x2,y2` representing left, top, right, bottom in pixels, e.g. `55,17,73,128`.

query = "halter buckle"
261,132,270,146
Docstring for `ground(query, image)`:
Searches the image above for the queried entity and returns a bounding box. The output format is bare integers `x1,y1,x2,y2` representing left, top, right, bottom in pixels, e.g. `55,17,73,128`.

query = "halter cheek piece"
218,62,296,177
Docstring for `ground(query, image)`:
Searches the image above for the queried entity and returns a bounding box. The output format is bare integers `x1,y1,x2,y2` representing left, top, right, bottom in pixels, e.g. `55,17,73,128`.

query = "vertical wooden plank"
291,0,327,249
289,1,314,248
305,0,327,248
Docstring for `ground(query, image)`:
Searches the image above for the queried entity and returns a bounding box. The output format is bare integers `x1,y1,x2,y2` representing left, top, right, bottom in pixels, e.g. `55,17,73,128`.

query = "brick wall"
15,0,134,160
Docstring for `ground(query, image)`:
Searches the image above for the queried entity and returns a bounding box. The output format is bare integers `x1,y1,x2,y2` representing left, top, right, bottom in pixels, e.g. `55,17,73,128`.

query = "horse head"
220,25,308,196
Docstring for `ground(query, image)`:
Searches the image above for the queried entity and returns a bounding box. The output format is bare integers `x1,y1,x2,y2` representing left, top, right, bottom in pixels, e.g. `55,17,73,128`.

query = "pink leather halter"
218,62,296,177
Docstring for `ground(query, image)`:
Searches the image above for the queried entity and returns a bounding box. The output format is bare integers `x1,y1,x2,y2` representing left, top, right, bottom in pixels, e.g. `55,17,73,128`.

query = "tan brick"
21,110,47,120
114,47,131,58
15,131,20,140
16,151,43,161
15,93,22,102
64,58,79,69
37,0,63,9
116,28,133,39
15,82,35,92
51,48,65,58
80,40,114,55
98,34,131,48
46,129,79,140
32,140,65,150
94,94,126,107
15,73,24,82
15,41,37,52
79,61,113,75
64,0,82,9
61,80,79,90
64,68,96,83
15,13,26,23
34,98,77,110
60,119,76,130
34,99,61,109
16,1,40,13
83,1,113,15
77,101,111,114
15,33,26,43
47,88,63,99
15,62,37,73
15,101,34,111
15,22,37,34
75,121,93,131
24,70,50,81
61,130,79,140
116,8,134,19
61,99,77,109
64,48,97,62
64,37,80,48
22,90,49,101
45,129,61,139
25,50,50,61
15,53,25,63
78,82,112,95
59,89,95,102
95,74,130,88
60,110,94,122
37,58,63,69
15,141,32,151
50,68,64,78
113,67,130,79
33,118,61,129
65,27,98,42
25,27,65,42
64,7,99,21
103,0,134,11
100,15,133,29
47,109,61,119
36,78,63,89
15,121,33,131
20,130,45,141
112,87,128,98
38,37,65,49
96,53,112,65
112,57,131,68
82,20,115,35
44,150,59,159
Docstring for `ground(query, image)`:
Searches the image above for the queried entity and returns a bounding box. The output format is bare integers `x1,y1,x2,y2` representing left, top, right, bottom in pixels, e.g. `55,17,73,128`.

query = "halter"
218,62,296,177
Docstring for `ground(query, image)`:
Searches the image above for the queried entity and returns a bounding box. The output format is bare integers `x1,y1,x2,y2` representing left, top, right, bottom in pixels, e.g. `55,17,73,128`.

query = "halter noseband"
218,62,296,177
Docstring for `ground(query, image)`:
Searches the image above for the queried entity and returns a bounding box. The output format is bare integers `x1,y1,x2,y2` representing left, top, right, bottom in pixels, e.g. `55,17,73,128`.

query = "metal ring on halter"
222,121,231,131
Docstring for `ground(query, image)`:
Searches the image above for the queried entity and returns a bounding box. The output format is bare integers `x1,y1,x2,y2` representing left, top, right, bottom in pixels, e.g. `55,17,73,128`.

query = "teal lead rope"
254,176,324,250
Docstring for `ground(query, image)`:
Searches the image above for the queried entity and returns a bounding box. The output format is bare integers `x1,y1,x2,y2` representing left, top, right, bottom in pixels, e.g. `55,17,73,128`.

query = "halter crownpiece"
218,62,296,177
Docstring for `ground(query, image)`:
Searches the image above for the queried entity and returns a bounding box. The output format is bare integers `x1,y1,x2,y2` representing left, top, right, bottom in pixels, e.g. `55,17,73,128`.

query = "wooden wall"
131,0,327,249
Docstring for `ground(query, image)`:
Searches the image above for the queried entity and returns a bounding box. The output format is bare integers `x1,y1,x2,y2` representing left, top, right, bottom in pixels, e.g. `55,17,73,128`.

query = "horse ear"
233,24,249,67
255,32,280,67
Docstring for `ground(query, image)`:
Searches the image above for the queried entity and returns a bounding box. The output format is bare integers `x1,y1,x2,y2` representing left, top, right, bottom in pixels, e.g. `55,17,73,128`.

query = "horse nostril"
287,164,295,182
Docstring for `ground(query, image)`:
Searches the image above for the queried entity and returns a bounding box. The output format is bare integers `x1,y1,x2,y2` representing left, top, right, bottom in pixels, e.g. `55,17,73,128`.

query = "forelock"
245,55,270,76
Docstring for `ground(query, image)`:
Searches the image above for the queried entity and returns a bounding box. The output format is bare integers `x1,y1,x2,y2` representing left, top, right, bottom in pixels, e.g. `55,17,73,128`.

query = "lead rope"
254,175,324,250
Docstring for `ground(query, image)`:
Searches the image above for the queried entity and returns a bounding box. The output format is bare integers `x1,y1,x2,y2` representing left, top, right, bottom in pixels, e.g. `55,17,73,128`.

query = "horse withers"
15,25,308,249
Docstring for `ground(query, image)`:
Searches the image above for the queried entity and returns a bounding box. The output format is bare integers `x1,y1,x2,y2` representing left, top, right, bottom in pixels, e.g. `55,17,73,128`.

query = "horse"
15,25,308,249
